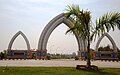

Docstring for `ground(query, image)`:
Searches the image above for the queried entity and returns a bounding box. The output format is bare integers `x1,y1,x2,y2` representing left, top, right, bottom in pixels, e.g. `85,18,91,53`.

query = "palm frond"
91,12,120,41
65,27,76,34
65,4,80,18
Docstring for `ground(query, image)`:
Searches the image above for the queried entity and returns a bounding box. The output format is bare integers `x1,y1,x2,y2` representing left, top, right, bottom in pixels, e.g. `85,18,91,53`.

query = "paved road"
0,59,120,68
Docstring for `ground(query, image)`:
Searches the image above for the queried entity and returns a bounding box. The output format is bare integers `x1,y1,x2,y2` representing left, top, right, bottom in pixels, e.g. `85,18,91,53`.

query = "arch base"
7,50,29,59
36,50,47,59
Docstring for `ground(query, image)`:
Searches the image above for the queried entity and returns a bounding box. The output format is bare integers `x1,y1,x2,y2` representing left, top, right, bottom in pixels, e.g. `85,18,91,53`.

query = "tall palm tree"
65,4,120,68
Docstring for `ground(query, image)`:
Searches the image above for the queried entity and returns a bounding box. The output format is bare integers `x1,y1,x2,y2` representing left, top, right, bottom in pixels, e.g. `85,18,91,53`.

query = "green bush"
118,52,120,59
75,56,79,60
46,55,51,60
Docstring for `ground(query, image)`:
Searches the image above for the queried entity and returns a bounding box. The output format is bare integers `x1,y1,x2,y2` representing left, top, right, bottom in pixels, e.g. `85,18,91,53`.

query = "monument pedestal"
7,50,29,59
36,50,47,60
78,51,87,60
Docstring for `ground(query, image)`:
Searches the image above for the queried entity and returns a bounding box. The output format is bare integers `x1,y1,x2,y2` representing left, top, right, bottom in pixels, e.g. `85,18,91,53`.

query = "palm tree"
65,4,120,68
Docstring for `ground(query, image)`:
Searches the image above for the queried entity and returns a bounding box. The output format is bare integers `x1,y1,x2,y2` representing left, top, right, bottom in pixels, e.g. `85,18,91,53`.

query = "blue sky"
0,0,120,54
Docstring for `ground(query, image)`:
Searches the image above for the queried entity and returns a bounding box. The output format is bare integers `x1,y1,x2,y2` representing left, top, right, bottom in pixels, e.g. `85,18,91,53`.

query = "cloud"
0,0,120,52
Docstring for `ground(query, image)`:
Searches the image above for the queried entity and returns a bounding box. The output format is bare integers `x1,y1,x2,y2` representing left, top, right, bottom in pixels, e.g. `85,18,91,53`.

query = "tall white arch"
95,33,117,52
38,13,85,51
8,31,30,50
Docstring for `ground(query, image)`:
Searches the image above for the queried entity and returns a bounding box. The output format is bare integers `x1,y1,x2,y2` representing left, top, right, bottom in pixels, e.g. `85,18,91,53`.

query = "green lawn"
0,67,120,75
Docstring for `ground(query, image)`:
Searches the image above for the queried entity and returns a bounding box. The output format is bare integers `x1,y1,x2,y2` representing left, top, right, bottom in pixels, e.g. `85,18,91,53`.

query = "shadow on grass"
80,68,117,75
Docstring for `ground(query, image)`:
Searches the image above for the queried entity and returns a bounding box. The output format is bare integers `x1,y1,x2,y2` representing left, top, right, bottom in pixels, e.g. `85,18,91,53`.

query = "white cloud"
0,0,120,52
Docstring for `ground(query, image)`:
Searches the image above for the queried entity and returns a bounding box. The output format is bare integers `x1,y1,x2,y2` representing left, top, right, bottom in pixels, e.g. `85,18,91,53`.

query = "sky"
0,0,120,54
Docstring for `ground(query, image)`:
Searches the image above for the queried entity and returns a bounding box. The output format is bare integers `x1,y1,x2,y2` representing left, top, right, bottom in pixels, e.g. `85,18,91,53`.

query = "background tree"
0,50,8,60
98,45,113,51
3,50,7,59
65,4,120,68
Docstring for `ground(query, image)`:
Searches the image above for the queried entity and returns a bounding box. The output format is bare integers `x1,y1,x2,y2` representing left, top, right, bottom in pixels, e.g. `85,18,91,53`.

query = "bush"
75,56,79,60
46,55,51,60
118,52,120,59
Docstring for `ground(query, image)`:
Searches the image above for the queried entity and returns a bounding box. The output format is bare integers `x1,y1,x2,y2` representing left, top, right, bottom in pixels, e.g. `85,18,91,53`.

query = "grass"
0,67,120,75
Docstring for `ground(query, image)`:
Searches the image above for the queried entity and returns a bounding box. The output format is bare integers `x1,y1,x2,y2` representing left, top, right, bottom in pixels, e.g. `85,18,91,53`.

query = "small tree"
0,52,4,60
0,50,8,60
3,50,7,59
98,46,104,51
65,4,120,68
98,45,113,51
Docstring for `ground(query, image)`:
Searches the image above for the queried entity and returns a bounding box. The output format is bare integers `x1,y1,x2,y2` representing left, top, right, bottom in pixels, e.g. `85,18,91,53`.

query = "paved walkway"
0,59,120,68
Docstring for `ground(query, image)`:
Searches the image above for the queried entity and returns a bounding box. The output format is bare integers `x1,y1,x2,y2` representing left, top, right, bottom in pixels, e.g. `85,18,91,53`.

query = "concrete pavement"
0,59,120,68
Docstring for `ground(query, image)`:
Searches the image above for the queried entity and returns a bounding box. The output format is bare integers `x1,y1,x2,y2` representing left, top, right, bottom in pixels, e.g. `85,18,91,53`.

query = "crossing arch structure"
8,31,30,50
38,13,86,52
95,33,117,52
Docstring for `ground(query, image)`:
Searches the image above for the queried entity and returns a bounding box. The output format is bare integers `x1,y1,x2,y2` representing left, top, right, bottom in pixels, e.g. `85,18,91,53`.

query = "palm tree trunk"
87,37,91,68
85,19,91,68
